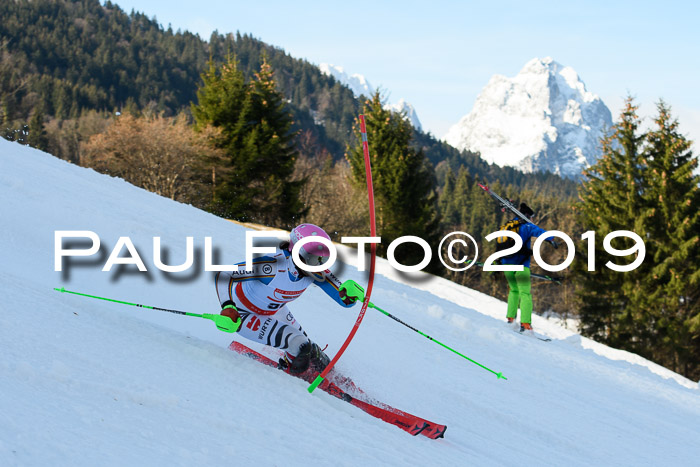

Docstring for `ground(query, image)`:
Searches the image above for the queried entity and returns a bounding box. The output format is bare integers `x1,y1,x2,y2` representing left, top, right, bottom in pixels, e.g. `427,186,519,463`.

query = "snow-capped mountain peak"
444,57,613,178
385,98,422,132
320,63,422,131
319,63,373,98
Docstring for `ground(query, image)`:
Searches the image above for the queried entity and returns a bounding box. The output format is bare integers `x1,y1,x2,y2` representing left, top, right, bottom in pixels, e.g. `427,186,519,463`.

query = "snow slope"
1,138,699,466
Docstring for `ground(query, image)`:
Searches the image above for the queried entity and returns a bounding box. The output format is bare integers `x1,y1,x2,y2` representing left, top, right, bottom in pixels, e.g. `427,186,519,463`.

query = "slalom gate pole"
368,302,507,380
53,287,241,332
309,114,377,393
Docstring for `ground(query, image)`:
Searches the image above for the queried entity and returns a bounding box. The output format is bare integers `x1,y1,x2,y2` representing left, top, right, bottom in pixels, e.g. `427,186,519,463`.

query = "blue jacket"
499,219,552,268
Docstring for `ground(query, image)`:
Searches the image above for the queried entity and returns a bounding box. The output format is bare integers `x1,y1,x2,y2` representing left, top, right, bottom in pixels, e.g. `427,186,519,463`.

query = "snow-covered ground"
1,138,698,466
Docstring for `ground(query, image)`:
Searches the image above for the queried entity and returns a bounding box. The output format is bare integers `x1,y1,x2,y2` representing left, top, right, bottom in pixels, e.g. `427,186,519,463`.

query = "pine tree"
346,91,440,267
28,105,48,151
439,167,456,227
192,56,248,140
440,166,473,231
244,57,305,227
191,56,248,215
641,101,700,378
577,99,700,380
576,97,648,349
192,55,305,226
468,176,500,245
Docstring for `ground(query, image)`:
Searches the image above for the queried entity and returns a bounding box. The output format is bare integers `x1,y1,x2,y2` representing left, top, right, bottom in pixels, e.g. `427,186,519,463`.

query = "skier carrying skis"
215,223,364,374
499,203,557,333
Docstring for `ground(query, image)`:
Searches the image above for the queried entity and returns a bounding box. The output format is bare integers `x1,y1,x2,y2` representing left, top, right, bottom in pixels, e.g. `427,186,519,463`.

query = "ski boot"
278,352,293,372
288,340,330,375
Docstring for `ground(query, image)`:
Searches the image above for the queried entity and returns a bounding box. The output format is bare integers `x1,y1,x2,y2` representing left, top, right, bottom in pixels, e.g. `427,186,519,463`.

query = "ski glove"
220,300,241,328
339,280,365,305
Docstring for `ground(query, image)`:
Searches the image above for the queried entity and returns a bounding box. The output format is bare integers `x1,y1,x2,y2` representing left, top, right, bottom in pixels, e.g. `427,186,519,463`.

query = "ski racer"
215,223,364,374
498,203,557,333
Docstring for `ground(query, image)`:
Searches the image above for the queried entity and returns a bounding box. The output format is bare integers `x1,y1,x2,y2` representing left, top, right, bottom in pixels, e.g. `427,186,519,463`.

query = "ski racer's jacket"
498,218,553,268
215,245,356,315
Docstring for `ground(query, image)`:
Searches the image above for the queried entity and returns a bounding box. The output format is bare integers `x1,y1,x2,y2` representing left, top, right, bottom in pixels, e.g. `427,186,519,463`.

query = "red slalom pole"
309,114,377,393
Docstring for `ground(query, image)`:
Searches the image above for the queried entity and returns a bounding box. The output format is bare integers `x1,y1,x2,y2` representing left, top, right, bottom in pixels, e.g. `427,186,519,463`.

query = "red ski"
229,341,446,439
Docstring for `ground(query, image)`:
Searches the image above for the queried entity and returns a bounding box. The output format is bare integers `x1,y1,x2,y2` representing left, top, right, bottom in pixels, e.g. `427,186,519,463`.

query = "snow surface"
319,63,423,131
444,57,613,178
1,138,699,466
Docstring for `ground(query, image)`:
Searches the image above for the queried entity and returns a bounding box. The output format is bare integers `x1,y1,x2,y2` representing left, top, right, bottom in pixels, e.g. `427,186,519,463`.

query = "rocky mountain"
444,57,613,178
386,98,422,132
319,63,422,131
318,63,374,98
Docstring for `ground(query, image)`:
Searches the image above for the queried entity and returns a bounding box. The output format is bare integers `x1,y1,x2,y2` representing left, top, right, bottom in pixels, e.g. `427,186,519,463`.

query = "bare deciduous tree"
292,130,367,238
81,114,222,204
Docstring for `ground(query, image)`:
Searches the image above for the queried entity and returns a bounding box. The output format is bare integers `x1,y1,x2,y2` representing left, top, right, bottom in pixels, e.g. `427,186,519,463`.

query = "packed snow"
444,57,613,178
1,138,698,466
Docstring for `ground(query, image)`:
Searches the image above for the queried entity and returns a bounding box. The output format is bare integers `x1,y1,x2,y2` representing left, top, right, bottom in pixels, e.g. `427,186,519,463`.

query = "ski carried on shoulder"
478,183,541,227
229,341,446,439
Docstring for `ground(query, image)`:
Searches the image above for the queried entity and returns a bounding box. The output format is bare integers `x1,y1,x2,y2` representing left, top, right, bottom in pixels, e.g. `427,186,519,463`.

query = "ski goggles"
298,250,331,267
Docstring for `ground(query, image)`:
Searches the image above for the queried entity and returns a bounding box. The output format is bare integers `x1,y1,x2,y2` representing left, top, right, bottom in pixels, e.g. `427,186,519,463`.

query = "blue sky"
110,0,700,143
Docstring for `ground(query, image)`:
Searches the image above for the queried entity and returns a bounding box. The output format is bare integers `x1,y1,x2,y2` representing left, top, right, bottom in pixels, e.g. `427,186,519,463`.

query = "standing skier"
215,223,364,374
498,203,557,333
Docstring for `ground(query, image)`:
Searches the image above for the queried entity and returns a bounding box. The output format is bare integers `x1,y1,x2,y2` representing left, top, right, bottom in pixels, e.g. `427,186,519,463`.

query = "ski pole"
53,287,241,332
368,302,507,380
465,260,563,284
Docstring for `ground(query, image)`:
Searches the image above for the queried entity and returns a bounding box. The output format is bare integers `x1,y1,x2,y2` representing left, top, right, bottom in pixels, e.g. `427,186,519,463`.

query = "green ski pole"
54,287,241,332
368,302,507,380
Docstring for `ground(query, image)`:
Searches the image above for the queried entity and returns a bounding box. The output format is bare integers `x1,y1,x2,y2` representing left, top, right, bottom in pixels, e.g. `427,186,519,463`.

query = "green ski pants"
504,268,532,324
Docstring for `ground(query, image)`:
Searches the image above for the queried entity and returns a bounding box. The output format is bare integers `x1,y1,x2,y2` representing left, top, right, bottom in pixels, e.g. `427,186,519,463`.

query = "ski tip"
496,372,507,380
54,287,65,293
